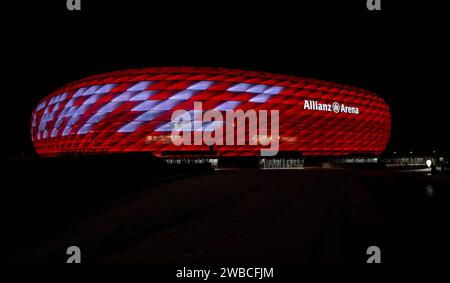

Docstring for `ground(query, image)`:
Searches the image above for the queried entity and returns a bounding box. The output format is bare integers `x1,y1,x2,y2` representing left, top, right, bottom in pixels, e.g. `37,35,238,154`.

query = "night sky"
2,1,448,157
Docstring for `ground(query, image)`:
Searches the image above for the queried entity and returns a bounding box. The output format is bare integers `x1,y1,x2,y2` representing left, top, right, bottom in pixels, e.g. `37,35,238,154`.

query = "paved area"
1,167,449,262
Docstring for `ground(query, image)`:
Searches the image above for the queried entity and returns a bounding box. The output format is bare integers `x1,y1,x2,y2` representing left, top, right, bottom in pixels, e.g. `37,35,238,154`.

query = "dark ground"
1,160,449,263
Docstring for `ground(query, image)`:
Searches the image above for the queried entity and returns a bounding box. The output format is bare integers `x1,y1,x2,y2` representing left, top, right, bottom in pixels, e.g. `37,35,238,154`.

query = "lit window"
135,110,164,122
130,90,156,101
73,87,87,97
86,112,107,124
214,101,241,111
96,83,116,94
118,121,144,133
187,81,215,90
32,114,36,127
98,101,122,113
249,93,274,103
47,111,55,121
49,97,56,105
169,90,197,100
82,85,101,96
263,86,284,94
83,94,102,105
54,117,64,128
52,95,59,104
128,81,152,91
62,126,72,136
132,100,161,111
65,106,78,117
52,103,60,112
65,98,76,108
37,101,47,111
228,83,252,92
56,108,68,120
246,84,268,93
152,100,182,111
51,128,58,138
112,92,134,102
58,92,67,102
77,124,93,135
67,115,80,126
74,104,90,116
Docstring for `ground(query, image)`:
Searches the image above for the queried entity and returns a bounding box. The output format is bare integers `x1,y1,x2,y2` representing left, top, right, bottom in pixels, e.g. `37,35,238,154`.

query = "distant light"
393,151,397,155
426,159,432,168
410,151,413,154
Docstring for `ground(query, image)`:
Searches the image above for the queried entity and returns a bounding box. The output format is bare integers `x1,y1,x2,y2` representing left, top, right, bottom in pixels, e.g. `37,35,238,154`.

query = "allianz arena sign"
303,100,360,115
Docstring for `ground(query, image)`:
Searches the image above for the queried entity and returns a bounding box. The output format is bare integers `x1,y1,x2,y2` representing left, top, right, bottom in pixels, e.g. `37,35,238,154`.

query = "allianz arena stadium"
31,67,391,158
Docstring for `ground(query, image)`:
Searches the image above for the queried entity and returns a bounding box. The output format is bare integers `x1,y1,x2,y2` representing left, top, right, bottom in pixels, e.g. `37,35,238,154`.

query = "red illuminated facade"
31,67,391,157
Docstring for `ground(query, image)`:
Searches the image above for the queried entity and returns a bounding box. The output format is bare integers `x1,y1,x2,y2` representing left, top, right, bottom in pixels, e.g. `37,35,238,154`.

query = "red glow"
31,67,391,157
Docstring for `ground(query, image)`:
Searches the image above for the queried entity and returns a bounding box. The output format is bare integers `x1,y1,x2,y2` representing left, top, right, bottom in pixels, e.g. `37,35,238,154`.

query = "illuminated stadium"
31,67,391,159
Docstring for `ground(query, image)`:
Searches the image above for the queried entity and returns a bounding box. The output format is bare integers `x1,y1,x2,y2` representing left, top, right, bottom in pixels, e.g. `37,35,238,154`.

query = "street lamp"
426,159,432,168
